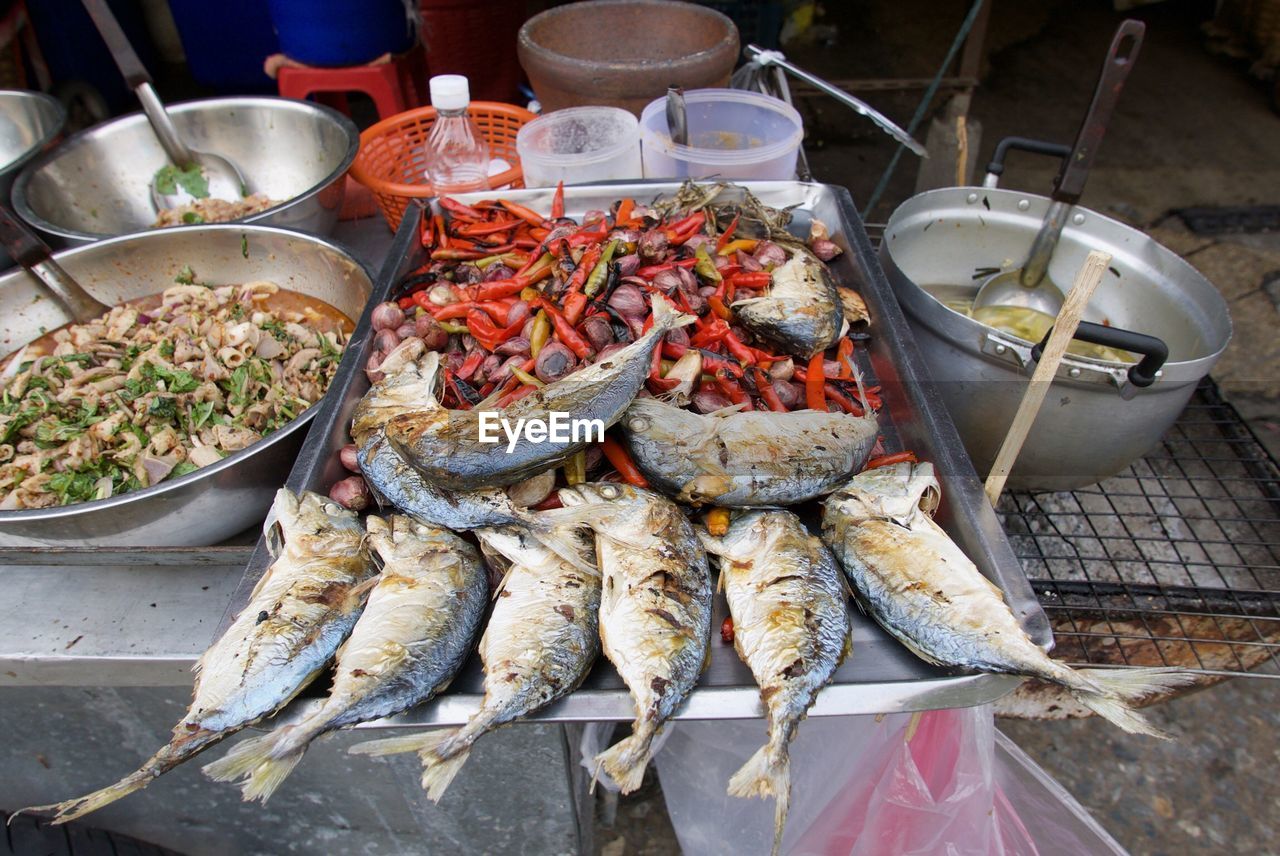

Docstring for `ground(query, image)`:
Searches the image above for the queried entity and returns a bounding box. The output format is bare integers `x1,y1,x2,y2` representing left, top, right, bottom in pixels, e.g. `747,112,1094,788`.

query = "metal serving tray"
220,181,1051,725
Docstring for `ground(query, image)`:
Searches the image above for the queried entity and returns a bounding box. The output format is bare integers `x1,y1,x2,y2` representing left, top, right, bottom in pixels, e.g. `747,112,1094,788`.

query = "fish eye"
599,484,621,500
628,417,650,432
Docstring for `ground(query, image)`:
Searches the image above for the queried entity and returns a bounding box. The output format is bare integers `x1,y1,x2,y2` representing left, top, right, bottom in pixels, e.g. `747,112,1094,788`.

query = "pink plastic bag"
654,706,1123,856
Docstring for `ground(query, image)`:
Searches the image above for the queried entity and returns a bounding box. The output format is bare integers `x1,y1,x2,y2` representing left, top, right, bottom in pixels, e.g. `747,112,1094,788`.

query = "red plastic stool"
273,46,428,220
275,45,427,120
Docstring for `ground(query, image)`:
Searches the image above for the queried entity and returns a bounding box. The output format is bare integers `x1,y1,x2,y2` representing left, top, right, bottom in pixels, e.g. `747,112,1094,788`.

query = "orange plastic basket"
349,101,536,231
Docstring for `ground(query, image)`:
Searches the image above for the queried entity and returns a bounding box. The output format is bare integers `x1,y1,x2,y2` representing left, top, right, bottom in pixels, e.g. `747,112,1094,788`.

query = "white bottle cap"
429,75,471,111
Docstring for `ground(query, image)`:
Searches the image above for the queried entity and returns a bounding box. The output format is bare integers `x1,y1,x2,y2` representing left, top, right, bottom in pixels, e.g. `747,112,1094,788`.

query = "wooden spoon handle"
984,249,1113,505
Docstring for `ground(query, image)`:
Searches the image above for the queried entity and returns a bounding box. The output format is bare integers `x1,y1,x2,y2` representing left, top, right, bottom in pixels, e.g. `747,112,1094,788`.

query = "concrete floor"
600,2,1280,853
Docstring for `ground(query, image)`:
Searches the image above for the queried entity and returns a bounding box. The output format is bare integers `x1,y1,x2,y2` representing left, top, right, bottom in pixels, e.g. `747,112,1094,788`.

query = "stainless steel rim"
11,96,359,243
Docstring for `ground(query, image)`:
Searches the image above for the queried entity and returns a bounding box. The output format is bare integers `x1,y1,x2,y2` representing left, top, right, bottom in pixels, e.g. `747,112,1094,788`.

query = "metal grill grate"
999,381,1280,678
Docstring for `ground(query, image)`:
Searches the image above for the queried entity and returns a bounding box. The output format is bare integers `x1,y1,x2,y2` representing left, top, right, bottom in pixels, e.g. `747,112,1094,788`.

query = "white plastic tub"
515,106,642,187
639,88,803,180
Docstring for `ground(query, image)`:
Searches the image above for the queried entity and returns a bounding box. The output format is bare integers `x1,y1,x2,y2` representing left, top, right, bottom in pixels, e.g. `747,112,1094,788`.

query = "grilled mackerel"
732,249,843,358
203,514,486,802
384,295,693,490
621,397,877,506
555,482,713,793
349,524,600,800
822,462,1196,737
702,510,851,856
21,489,374,823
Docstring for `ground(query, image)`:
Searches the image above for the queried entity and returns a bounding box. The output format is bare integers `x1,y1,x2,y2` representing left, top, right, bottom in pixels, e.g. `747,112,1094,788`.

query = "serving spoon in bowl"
81,0,248,214
972,19,1144,318
0,205,109,323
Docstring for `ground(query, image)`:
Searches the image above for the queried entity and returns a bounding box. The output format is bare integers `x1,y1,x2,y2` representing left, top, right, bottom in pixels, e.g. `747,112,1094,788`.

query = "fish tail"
201,726,309,804
349,726,475,802
727,736,792,856
1058,666,1198,738
650,293,696,332
14,728,220,824
594,722,660,794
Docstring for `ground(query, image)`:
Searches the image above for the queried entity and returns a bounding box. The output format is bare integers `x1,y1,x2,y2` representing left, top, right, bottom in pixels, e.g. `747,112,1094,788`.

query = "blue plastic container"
168,0,280,92
268,0,416,67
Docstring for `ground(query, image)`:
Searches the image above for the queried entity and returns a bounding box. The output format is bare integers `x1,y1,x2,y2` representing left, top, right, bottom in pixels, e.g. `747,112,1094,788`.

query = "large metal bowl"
0,90,66,269
0,90,65,198
0,225,372,546
11,97,358,245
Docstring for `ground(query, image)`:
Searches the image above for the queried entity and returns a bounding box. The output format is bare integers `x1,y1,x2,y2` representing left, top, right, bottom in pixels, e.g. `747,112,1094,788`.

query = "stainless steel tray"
220,181,1051,725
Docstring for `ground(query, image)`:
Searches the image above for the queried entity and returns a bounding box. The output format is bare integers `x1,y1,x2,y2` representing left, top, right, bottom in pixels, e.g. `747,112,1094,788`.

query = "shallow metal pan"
221,182,1049,722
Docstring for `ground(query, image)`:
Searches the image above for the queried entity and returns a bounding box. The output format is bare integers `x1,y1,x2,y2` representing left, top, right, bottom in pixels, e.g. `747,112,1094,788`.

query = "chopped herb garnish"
154,164,210,199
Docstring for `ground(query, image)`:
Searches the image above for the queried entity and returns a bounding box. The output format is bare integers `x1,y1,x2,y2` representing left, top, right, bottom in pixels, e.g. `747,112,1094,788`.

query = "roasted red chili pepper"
730,271,772,289
715,213,740,252
533,299,594,360
722,331,757,365
499,198,549,227
720,616,735,644
601,435,649,487
806,354,827,411
551,180,565,219
439,197,484,220
823,384,864,416
715,371,753,410
837,337,855,379
752,367,787,412
430,248,487,261
864,451,919,471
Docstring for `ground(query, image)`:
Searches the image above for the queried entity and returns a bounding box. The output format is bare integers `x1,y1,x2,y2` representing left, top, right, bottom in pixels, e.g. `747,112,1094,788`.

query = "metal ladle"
972,19,1144,317
0,205,109,323
82,0,248,214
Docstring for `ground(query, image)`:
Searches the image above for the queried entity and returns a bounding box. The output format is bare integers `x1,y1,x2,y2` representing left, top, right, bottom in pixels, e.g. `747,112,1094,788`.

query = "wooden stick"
984,250,1112,505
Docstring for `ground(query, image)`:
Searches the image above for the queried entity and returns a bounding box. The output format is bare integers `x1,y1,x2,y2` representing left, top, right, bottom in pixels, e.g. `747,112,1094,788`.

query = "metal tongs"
738,44,926,158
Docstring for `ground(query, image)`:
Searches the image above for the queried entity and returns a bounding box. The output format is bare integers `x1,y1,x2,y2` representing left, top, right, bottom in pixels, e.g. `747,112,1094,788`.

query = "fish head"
271,489,363,555
366,513,451,563
826,462,940,525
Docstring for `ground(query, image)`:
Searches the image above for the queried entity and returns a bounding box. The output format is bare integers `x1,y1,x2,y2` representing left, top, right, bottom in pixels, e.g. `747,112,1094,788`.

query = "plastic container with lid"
639,89,803,180
515,106,643,188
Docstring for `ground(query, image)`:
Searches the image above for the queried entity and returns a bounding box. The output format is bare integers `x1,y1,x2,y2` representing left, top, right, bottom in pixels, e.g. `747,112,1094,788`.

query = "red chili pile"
369,183,881,425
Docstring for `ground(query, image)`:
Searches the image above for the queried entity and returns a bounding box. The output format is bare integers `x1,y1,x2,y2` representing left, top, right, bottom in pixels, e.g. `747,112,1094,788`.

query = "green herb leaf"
170,460,198,479
182,211,205,224
154,164,210,199
175,265,197,285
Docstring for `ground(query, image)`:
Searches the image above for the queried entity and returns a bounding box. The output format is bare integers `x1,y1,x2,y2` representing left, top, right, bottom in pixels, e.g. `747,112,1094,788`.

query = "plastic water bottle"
424,74,490,193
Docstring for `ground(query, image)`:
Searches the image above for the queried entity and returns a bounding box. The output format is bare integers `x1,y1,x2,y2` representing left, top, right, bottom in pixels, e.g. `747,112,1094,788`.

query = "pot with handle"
880,148,1231,489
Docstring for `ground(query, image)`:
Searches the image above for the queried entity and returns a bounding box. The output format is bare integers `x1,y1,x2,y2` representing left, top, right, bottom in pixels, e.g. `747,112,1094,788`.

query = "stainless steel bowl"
0,90,66,269
0,224,372,546
12,97,358,245
0,90,65,197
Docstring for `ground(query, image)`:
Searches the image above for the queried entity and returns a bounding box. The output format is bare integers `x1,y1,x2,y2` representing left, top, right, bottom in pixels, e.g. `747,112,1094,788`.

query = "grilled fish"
354,343,529,530
385,295,693,490
349,524,600,800
621,397,878,506
202,514,487,802
732,249,843,358
821,462,1196,736
555,482,713,793
355,346,588,572
21,489,374,823
701,510,851,856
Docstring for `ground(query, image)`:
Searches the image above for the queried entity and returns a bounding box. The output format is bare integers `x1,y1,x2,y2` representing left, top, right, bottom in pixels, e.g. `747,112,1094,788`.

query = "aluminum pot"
880,180,1231,491
0,224,372,546
0,90,66,268
12,97,358,245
